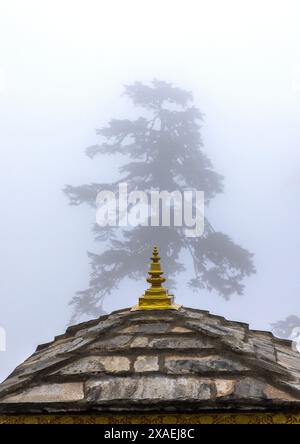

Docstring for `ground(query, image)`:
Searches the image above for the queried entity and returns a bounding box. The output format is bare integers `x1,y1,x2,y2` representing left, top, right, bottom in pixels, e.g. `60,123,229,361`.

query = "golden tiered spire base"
131,246,181,311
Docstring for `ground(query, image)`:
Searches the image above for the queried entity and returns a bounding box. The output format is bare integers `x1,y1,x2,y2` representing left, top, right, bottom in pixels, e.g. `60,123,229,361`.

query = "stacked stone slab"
1,307,300,413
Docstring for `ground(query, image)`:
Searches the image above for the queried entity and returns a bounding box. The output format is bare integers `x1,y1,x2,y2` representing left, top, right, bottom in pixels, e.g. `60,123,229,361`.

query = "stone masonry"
0,306,300,413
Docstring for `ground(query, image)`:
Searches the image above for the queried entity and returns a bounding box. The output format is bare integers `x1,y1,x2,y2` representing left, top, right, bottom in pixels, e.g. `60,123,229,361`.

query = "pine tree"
272,316,300,339
64,80,255,321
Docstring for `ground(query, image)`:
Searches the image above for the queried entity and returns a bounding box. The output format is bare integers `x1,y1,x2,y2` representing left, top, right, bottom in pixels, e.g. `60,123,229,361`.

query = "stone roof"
1,306,300,413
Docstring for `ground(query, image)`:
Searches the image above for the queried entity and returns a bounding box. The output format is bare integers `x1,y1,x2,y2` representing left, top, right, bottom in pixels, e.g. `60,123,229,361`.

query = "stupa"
1,246,300,424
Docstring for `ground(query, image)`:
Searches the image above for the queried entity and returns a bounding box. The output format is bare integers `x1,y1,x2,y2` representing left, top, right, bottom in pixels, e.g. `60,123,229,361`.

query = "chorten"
132,246,180,311
1,246,300,424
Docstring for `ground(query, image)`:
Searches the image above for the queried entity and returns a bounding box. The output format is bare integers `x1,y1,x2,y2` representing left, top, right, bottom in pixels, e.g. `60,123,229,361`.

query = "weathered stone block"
250,336,276,362
102,356,131,372
118,323,170,334
222,337,254,355
180,309,207,320
81,316,128,337
264,385,298,402
130,337,149,348
87,335,133,351
56,336,92,355
134,356,159,372
276,347,300,372
148,336,214,350
215,379,235,397
0,376,32,399
10,356,66,378
128,315,174,323
171,326,194,333
234,377,266,400
280,381,300,397
86,376,213,402
164,355,249,374
186,321,245,342
116,325,137,334
0,383,84,403
53,356,131,375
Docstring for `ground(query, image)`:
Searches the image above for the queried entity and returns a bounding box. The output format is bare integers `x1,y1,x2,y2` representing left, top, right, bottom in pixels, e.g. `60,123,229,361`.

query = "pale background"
0,0,300,381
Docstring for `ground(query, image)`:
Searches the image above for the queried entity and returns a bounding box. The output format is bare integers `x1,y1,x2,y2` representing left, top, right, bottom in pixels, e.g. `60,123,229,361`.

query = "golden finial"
131,245,180,311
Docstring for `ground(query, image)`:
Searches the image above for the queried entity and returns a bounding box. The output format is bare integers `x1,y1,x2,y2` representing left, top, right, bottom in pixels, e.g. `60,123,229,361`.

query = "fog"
0,0,300,381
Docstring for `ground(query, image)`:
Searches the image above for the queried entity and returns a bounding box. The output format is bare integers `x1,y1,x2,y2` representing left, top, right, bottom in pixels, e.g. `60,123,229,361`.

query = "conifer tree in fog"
272,315,300,339
64,80,255,321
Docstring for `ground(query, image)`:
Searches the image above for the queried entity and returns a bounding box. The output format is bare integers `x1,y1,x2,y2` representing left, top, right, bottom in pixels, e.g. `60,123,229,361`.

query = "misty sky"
0,0,300,381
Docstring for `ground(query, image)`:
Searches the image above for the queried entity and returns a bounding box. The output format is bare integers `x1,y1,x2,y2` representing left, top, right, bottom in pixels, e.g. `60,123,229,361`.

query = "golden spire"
131,246,180,311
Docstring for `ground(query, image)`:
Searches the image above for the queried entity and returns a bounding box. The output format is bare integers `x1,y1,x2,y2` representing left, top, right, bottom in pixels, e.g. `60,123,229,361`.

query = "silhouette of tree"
272,315,300,339
64,80,255,321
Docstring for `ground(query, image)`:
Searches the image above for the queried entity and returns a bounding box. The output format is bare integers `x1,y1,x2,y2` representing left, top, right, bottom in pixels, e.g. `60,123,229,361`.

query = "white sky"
0,0,300,380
